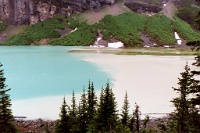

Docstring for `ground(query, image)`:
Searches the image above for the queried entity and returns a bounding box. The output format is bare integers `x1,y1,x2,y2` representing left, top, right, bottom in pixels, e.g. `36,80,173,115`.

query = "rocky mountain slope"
0,0,199,46
0,0,117,25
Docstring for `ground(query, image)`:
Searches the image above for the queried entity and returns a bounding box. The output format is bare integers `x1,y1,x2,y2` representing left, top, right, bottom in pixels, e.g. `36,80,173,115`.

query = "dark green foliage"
0,63,17,133
0,20,7,33
87,80,97,124
190,56,200,106
69,91,78,133
176,4,200,30
55,97,70,133
195,10,200,30
96,81,118,132
77,88,88,133
170,64,199,133
133,103,141,132
156,119,168,132
121,91,130,127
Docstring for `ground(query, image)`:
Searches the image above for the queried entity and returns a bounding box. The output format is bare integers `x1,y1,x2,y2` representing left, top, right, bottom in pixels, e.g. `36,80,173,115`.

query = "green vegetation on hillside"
173,17,200,42
98,13,145,46
0,20,7,33
49,23,97,46
2,11,200,46
146,15,175,44
2,16,65,45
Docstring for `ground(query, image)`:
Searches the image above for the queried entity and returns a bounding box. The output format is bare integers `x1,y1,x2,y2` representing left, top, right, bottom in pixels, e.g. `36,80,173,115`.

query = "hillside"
0,0,200,47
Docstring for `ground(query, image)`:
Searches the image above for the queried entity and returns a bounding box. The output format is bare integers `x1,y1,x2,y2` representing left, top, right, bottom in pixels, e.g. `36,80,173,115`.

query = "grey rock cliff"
124,0,162,14
0,0,118,25
0,0,71,25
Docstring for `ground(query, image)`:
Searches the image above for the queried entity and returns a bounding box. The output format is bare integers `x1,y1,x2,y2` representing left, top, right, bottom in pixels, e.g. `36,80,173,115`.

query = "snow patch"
174,32,182,45
94,37,102,45
70,27,77,33
108,42,124,48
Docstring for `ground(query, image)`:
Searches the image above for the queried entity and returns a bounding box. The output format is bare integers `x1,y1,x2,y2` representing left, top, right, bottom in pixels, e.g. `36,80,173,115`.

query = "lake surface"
0,46,196,119
0,46,111,100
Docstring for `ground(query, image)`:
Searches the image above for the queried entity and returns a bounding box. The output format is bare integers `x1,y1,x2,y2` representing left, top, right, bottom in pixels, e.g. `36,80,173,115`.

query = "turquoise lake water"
0,46,111,100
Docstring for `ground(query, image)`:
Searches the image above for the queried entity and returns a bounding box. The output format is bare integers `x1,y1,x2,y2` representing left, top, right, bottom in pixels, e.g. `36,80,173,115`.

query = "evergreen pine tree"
171,64,195,133
69,90,78,133
95,87,104,132
133,103,141,133
190,56,200,106
86,80,97,132
55,97,70,133
121,91,130,127
87,81,97,122
190,56,200,131
0,63,17,133
77,88,87,133
96,81,118,132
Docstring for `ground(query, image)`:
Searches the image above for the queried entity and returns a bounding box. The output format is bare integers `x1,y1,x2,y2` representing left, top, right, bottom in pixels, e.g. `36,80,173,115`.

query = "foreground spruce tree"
191,56,200,106
77,88,87,133
190,56,200,131
0,63,17,133
87,81,97,123
121,91,130,127
69,91,78,133
86,80,97,132
96,81,118,132
170,64,199,133
55,97,70,133
133,103,141,133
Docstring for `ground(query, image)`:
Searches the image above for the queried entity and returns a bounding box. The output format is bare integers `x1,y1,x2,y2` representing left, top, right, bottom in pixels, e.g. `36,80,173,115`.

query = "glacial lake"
0,46,111,100
0,46,196,119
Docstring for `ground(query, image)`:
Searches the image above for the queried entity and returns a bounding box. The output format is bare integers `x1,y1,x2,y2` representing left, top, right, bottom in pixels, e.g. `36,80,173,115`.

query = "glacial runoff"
0,46,195,119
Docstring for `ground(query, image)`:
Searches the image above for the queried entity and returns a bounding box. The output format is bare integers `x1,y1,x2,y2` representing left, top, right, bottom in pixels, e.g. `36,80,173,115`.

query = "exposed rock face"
15,118,56,133
125,0,162,14
0,0,118,25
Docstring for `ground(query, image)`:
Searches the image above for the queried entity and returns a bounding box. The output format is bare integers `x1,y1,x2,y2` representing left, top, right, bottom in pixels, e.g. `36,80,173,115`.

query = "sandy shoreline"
83,54,195,117
12,54,195,120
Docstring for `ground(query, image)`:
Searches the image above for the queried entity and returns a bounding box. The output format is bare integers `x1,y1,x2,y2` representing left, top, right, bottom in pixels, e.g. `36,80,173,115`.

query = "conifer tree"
87,81,97,123
86,80,97,132
0,63,17,133
171,64,195,133
55,97,70,133
133,103,141,133
190,56,200,106
121,91,130,127
78,88,87,133
190,56,200,131
95,87,104,132
96,81,118,132
69,90,78,133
